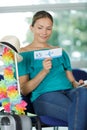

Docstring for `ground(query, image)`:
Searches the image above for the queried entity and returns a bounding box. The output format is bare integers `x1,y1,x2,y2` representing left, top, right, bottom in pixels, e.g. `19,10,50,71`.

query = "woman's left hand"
78,79,87,87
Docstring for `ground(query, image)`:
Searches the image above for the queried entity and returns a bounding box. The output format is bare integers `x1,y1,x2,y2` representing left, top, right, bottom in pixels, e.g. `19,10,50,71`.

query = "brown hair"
31,10,53,26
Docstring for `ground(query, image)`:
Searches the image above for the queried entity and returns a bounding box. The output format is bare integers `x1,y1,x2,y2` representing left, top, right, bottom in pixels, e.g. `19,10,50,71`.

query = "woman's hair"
31,10,53,26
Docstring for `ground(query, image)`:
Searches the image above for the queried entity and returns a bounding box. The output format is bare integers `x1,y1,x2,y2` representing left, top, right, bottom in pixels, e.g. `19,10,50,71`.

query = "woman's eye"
38,27,42,29
47,28,52,30
38,27,52,30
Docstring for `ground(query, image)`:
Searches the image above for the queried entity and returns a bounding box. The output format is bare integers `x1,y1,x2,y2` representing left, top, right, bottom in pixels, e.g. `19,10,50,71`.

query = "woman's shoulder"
20,44,33,52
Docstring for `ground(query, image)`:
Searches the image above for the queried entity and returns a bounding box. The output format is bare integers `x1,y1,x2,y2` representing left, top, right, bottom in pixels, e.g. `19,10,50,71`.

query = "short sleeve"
62,50,72,71
18,52,31,76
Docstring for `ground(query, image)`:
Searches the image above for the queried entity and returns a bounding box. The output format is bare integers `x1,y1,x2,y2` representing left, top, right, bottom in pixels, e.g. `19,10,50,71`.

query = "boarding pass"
34,48,62,60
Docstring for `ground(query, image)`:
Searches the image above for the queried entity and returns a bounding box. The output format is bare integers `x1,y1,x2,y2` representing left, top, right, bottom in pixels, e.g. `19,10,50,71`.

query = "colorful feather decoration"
0,46,27,114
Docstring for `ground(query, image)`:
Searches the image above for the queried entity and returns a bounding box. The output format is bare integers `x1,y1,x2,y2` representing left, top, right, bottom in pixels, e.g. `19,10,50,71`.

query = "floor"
33,127,68,130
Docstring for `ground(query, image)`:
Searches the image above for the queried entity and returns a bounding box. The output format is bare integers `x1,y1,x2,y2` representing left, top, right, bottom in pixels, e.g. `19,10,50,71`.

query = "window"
0,0,87,6
0,1,87,72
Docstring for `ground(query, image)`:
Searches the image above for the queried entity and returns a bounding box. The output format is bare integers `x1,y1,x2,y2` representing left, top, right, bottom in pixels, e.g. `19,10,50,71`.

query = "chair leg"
34,116,42,130
53,127,59,130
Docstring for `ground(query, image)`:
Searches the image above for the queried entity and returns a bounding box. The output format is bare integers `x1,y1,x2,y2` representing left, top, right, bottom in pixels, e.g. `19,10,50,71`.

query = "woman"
18,10,87,130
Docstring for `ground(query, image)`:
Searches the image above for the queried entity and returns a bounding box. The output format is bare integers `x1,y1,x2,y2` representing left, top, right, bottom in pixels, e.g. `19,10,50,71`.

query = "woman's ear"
30,25,33,32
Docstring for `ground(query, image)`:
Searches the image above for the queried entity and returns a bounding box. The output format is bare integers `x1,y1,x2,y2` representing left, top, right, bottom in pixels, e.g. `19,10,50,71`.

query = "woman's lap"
33,87,87,124
33,90,72,121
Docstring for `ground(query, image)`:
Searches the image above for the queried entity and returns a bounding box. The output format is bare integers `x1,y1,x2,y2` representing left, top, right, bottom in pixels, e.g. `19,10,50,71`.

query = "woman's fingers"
43,58,52,70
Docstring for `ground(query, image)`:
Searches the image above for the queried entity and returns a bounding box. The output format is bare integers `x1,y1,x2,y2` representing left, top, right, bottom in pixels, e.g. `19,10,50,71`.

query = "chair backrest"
72,68,87,81
0,74,4,81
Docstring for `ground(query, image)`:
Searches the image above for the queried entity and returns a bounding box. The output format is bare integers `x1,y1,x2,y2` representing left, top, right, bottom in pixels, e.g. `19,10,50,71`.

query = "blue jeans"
33,87,87,130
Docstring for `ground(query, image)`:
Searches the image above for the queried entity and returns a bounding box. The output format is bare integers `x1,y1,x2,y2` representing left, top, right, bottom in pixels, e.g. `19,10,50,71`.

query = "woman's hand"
78,80,87,87
78,79,84,86
43,58,52,73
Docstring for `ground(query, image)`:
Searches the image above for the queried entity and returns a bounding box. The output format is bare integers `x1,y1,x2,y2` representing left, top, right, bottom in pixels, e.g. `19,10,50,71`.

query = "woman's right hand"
43,58,52,73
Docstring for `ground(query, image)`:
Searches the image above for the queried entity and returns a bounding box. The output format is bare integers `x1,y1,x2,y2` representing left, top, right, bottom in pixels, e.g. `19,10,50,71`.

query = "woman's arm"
19,58,52,95
66,70,84,88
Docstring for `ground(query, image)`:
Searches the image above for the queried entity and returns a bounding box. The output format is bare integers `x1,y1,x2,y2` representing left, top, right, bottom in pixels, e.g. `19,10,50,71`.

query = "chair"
22,68,87,130
72,68,87,81
0,74,4,81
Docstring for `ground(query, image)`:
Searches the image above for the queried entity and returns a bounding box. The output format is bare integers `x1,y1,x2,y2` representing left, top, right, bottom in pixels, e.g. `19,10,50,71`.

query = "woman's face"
31,17,53,43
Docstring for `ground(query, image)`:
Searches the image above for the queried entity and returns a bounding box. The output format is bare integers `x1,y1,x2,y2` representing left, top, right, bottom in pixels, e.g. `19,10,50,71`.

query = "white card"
34,48,62,60
77,80,87,88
